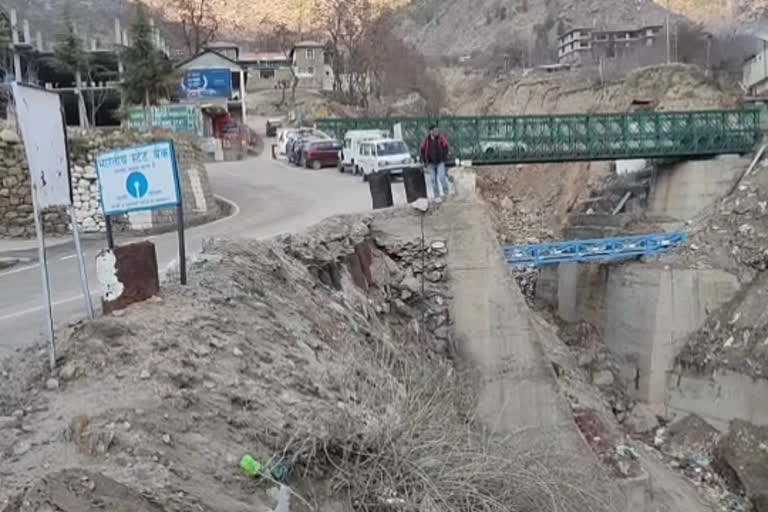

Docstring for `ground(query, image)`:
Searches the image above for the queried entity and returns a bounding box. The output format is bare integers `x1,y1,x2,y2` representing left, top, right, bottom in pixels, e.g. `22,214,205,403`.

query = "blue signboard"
96,142,181,216
180,68,232,100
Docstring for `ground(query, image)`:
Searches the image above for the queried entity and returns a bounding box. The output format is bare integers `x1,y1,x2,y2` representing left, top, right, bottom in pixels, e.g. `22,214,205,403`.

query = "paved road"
0,150,407,359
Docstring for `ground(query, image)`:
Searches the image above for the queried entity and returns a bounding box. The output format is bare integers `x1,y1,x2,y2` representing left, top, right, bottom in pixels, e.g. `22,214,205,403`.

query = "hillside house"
203,41,240,61
290,40,333,90
240,51,292,91
557,25,666,67
744,36,768,96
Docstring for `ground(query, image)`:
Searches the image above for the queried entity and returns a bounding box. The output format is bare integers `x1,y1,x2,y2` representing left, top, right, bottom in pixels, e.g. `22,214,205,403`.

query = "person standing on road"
420,124,450,198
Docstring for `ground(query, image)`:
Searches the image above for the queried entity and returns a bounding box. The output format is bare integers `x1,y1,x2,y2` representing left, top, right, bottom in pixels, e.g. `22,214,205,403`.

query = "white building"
744,36,768,96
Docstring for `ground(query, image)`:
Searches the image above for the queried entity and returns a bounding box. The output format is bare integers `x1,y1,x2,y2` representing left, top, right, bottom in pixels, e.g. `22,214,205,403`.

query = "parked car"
356,138,415,180
266,118,283,137
276,127,331,157
302,139,343,169
288,135,319,164
338,129,391,175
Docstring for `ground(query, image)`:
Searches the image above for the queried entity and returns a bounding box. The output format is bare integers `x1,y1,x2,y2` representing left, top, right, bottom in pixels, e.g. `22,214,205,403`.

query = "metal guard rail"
503,232,688,267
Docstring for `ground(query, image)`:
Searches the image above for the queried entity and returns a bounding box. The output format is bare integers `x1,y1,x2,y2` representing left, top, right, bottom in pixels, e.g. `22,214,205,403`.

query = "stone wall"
0,128,69,237
0,126,219,238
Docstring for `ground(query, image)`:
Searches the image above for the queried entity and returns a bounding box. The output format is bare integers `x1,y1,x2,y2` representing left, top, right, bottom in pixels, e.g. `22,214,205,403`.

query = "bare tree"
173,0,222,55
316,0,376,105
315,1,444,113
273,22,301,103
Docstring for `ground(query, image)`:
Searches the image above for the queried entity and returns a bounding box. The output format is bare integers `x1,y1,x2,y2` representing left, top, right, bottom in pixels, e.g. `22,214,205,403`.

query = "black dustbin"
368,171,394,210
402,166,427,203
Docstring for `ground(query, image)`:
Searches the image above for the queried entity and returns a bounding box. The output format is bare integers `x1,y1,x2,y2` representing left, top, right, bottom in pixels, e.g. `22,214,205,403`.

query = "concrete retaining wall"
548,263,740,409
666,370,768,430
648,155,748,220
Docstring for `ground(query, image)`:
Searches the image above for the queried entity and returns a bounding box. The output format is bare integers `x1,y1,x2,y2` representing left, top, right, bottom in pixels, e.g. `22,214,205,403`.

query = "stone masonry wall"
0,126,219,238
0,128,69,237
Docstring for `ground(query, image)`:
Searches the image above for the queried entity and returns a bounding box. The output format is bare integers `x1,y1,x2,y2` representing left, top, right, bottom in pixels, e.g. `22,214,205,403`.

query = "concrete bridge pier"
539,155,754,417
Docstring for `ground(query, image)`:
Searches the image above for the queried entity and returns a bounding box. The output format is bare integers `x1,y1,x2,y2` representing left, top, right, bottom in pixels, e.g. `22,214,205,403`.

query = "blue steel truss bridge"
503,232,688,267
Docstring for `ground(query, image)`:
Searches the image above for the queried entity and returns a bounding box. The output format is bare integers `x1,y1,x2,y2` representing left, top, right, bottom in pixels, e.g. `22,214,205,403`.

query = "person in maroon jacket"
420,124,450,198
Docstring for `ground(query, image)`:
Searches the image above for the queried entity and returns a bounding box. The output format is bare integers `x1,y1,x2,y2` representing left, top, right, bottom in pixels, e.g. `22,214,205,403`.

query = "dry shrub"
278,336,616,512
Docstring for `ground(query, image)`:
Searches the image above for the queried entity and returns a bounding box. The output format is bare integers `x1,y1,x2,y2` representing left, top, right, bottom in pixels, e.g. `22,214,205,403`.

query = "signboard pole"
169,141,187,285
177,204,187,285
31,185,56,371
12,82,80,371
68,206,95,319
105,215,115,249
60,107,94,320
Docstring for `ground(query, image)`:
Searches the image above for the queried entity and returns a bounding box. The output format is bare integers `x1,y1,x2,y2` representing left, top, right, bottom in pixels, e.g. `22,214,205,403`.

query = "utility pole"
665,0,671,64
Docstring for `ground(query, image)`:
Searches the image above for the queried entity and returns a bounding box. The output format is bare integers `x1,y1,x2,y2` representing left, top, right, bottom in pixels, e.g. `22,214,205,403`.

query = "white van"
338,129,390,174
356,138,415,180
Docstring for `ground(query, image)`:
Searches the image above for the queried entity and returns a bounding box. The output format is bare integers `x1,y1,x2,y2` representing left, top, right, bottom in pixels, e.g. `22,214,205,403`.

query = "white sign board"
95,142,181,216
11,83,72,209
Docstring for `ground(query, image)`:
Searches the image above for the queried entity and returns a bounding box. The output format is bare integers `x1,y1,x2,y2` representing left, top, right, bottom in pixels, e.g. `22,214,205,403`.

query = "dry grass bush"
277,336,617,512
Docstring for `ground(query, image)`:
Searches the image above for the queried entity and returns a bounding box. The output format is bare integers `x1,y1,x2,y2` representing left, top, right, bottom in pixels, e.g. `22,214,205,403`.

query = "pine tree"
122,4,176,106
53,23,89,78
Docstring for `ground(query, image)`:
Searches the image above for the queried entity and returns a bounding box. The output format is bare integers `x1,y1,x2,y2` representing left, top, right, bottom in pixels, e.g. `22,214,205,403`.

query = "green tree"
0,12,12,80
53,21,114,127
122,4,175,106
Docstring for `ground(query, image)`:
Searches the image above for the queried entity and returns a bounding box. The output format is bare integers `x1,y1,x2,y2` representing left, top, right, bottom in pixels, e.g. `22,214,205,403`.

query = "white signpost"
11,82,95,370
95,141,186,283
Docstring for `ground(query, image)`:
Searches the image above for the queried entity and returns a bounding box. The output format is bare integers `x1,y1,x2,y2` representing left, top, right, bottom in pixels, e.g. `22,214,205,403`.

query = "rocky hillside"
9,0,762,52
664,0,767,27
395,0,677,57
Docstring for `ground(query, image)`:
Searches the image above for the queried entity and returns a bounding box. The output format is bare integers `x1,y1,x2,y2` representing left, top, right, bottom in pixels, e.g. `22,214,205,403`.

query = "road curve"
0,150,384,359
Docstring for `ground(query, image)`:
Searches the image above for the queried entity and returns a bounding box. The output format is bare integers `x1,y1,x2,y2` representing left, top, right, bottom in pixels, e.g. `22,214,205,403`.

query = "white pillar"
36,31,43,52
22,20,30,44
122,30,129,47
239,69,247,122
114,18,122,46
13,53,22,82
10,9,19,44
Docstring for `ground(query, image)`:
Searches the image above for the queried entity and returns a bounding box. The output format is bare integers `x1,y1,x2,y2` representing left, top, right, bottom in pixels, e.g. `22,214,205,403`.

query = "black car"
266,119,282,137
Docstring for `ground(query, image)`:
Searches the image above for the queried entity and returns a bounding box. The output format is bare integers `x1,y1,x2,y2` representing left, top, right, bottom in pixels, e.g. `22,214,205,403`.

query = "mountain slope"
664,0,766,26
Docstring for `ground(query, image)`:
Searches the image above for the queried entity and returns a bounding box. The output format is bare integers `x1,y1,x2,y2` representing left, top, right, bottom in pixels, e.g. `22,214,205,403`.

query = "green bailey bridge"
314,109,763,165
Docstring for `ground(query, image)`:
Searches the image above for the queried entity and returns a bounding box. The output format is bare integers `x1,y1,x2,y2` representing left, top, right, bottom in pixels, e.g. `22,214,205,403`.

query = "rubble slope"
1,205,628,512
0,213,456,511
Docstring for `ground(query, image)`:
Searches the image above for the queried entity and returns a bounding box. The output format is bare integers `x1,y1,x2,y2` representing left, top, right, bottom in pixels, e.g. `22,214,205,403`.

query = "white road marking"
0,292,98,322
0,262,40,277
0,195,240,281
0,194,242,322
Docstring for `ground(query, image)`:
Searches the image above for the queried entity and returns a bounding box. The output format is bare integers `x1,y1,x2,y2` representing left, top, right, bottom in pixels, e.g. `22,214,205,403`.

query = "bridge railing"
315,110,762,164
503,232,688,267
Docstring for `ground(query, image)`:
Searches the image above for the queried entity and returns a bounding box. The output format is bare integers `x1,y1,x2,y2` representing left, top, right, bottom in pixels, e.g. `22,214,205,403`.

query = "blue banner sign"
96,142,181,216
180,68,232,100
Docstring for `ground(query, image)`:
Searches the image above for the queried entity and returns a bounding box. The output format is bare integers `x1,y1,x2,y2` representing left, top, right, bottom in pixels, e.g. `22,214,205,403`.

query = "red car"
303,140,342,169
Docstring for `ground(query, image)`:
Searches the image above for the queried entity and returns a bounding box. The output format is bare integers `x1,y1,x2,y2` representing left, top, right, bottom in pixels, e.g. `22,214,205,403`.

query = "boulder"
714,420,768,511
623,402,658,433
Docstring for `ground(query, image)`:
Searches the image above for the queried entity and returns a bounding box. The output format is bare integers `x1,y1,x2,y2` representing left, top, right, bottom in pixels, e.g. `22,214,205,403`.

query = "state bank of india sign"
95,142,182,216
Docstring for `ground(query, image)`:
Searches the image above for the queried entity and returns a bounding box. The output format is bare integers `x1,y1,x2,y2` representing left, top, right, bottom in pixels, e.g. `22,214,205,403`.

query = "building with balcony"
557,25,666,67
290,40,333,90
